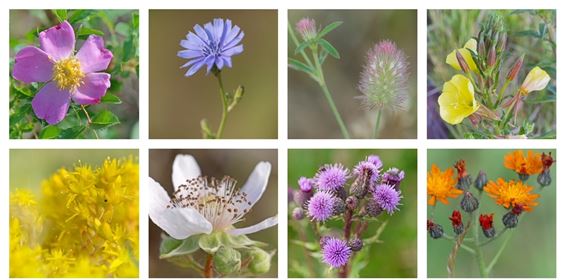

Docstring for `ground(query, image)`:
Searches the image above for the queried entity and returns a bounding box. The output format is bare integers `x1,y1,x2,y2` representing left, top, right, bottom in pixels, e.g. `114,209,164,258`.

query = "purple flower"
358,40,410,111
366,155,383,169
372,184,402,215
12,21,113,125
353,160,380,183
178,18,244,76
298,176,314,192
321,237,351,268
307,191,336,222
295,18,317,41
315,164,349,191
382,167,405,189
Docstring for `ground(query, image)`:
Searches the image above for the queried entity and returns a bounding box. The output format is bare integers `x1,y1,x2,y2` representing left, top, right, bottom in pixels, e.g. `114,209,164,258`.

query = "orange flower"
427,164,462,205
484,178,540,211
504,150,543,175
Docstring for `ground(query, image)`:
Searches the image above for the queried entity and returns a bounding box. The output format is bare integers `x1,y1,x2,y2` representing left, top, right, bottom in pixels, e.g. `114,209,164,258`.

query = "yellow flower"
484,178,539,211
519,66,550,96
438,74,480,125
427,164,463,205
446,39,478,73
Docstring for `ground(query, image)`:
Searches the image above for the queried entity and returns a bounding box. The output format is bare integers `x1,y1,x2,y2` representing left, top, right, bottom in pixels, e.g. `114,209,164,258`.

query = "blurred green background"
149,10,278,139
288,10,417,139
10,149,138,192
427,10,556,139
288,149,417,277
149,149,278,277
10,10,140,139
427,149,556,277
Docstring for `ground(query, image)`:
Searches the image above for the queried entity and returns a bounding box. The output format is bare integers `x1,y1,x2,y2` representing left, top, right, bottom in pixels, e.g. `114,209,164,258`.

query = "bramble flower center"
170,176,252,231
53,57,84,91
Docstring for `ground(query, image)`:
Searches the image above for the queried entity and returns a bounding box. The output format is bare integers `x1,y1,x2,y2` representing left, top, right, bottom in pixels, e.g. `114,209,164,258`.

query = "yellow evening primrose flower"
519,66,550,96
438,74,480,125
446,39,478,73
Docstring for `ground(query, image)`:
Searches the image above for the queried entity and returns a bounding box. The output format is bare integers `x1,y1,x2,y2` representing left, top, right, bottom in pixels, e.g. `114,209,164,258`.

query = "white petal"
172,154,201,191
148,177,212,240
239,161,271,210
228,215,278,236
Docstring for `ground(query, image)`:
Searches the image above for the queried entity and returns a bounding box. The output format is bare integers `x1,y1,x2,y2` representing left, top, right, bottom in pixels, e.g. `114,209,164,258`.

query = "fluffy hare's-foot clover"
150,155,277,277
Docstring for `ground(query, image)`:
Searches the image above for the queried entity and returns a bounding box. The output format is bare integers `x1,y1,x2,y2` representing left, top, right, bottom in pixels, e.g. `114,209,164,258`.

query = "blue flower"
178,18,244,76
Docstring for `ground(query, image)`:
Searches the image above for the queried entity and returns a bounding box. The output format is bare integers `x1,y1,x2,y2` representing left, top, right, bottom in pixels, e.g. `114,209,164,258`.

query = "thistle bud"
345,196,358,211
365,199,383,217
293,189,313,208
319,236,332,247
506,54,524,81
479,213,496,238
474,170,488,191
449,210,464,235
332,198,346,215
349,238,363,252
456,50,471,73
334,187,348,201
427,220,444,239
460,191,479,213
292,207,305,220
382,168,405,190
350,175,370,199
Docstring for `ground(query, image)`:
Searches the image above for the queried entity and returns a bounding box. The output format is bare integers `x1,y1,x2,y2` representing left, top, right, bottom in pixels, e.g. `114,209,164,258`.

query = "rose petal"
172,154,201,191
149,178,212,240
31,82,71,125
76,35,113,74
72,73,110,105
12,46,54,83
39,21,75,60
228,216,278,236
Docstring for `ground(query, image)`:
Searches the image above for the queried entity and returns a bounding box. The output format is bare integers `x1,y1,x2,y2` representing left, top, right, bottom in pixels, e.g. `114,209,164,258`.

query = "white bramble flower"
149,154,278,240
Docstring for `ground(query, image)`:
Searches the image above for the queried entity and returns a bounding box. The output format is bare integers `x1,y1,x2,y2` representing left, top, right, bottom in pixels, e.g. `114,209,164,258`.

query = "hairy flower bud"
460,191,479,213
349,238,363,252
292,207,305,220
537,169,552,187
456,50,471,73
382,168,405,190
454,160,471,190
319,236,332,247
427,220,444,239
345,196,358,211
479,213,496,238
502,211,519,228
487,46,497,67
358,40,410,112
333,198,346,215
214,246,242,274
506,54,524,81
449,210,464,235
246,247,271,275
474,170,488,191
365,199,383,217
293,189,313,208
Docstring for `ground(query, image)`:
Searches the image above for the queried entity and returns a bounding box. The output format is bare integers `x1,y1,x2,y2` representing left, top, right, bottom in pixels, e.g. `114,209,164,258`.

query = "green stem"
472,210,489,277
479,228,508,246
312,47,350,139
486,229,514,274
496,80,511,107
441,234,476,255
214,71,228,139
373,109,382,138
288,22,314,69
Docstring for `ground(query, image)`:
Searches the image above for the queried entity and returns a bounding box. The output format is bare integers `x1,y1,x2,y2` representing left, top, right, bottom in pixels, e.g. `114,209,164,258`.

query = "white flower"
149,154,278,240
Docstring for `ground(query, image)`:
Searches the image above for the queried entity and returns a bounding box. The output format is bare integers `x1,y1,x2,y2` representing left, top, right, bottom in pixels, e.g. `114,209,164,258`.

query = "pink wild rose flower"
12,20,113,125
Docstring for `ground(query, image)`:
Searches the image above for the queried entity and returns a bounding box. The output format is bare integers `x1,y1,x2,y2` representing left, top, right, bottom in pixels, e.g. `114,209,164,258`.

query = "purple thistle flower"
307,191,336,222
178,18,244,76
321,237,352,268
298,176,314,192
295,18,317,41
353,160,381,183
372,184,402,215
358,40,410,111
382,167,405,189
314,164,349,191
366,155,383,169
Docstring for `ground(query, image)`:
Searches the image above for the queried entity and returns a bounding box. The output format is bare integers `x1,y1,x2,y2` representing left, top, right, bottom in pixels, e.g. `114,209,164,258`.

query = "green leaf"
68,10,93,24
288,58,313,74
77,27,104,39
160,233,201,259
363,220,387,245
12,85,35,98
91,110,120,129
54,10,67,22
291,240,319,251
101,93,122,104
59,126,86,139
317,21,343,38
349,247,370,277
294,40,310,55
319,39,340,59
39,126,60,139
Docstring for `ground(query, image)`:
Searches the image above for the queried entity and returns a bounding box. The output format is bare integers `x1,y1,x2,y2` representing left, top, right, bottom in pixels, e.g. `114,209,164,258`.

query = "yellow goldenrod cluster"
10,157,139,277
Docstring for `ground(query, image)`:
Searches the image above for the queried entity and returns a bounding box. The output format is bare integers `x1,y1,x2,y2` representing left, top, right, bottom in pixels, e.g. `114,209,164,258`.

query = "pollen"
52,57,85,91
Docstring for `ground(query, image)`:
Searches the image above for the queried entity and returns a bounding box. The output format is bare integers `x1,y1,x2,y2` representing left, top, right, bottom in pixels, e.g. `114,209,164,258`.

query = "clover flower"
314,164,349,191
149,155,277,240
446,39,478,73
12,20,113,125
321,237,351,268
307,191,337,222
358,40,410,111
438,74,479,125
372,184,402,215
427,164,462,205
519,66,550,96
178,18,244,76
295,18,317,41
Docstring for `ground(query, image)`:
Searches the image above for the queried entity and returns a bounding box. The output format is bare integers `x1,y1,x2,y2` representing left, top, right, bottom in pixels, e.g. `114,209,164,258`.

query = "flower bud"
319,236,332,247
460,191,479,213
449,210,464,235
334,187,348,201
213,246,241,274
456,50,471,73
246,247,271,275
479,213,495,238
345,196,358,211
502,211,519,228
497,32,507,52
365,199,383,217
506,54,524,81
537,169,552,187
454,160,471,190
474,170,488,191
349,238,363,252
382,168,405,190
488,46,497,67
298,177,314,193
292,207,305,220
332,198,346,215
427,220,444,239
350,175,370,199
478,37,486,58
293,189,313,208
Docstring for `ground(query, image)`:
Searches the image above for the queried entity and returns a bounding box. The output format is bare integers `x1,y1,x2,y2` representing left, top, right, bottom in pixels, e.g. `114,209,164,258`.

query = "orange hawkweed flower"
427,164,463,205
484,178,540,211
504,150,543,176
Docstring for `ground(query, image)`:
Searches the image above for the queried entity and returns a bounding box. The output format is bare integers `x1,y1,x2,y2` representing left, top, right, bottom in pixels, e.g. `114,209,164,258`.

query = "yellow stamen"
52,57,84,91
